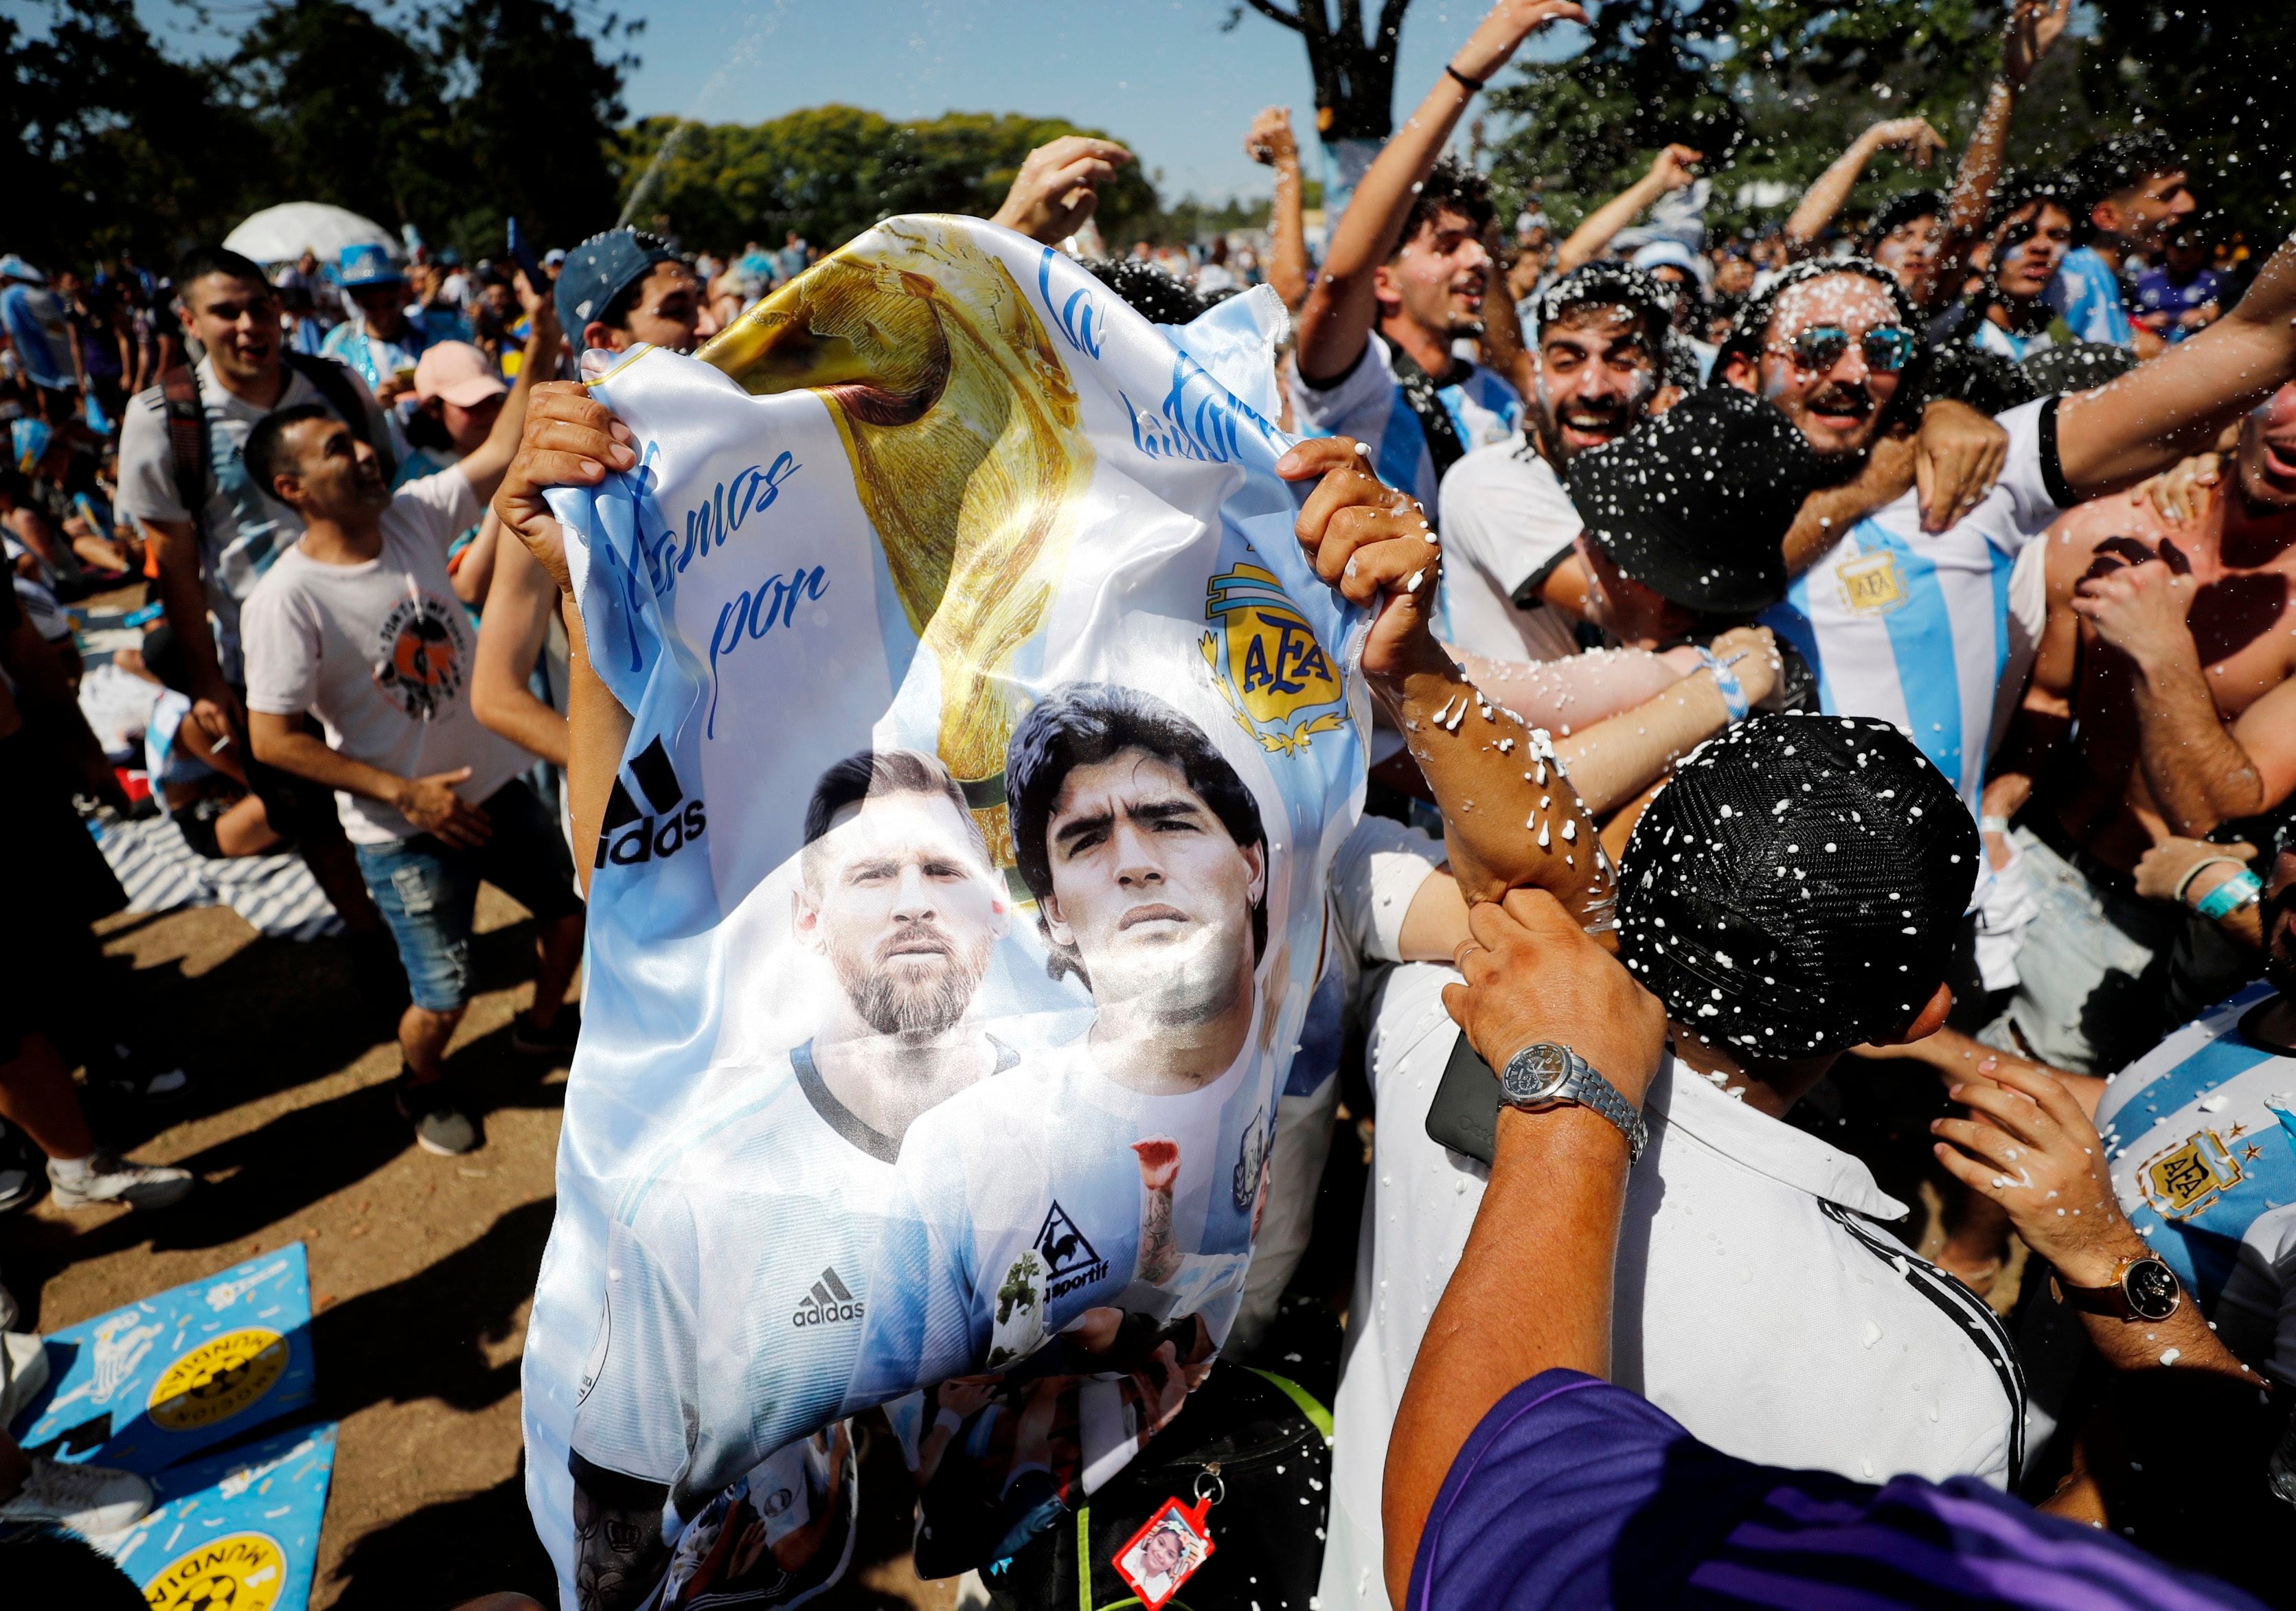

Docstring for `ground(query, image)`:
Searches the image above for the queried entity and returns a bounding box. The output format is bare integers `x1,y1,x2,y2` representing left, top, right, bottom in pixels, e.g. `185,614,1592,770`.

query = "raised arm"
1784,118,1945,253
2058,233,2296,496
1293,0,1588,382
470,515,570,768
1553,144,1701,277
1280,437,1615,926
1246,108,1311,314
988,136,1134,248
492,383,641,895
1383,887,1667,1607
1933,0,2072,306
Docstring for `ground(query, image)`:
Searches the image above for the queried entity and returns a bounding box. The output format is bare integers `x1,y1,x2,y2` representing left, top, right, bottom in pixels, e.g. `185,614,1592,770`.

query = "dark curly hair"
1396,155,1495,258
1007,683,1266,986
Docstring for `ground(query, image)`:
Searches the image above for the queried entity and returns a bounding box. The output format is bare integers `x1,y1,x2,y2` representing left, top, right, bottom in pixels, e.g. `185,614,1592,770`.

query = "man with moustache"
567,749,1013,1610
1714,249,2296,829
1979,383,2296,1071
846,685,1272,1404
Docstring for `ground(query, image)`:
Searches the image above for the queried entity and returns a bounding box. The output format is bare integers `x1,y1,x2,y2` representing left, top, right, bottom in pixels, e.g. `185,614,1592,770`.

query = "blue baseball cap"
556,229,679,349
0,255,44,285
337,243,404,289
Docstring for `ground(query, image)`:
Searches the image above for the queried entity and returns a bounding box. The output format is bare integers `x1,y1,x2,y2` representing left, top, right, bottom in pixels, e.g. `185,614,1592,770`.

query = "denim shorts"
354,779,582,1012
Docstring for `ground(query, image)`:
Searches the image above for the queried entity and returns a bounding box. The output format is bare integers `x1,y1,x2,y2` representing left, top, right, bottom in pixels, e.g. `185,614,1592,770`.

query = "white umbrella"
223,203,398,272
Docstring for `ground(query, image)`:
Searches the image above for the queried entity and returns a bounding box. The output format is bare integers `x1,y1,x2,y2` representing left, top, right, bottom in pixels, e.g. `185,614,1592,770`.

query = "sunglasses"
1784,324,1920,374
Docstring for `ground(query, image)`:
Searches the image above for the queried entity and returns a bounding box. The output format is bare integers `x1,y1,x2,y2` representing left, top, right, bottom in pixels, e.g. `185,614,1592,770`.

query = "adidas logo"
595,736,707,869
792,1266,864,1327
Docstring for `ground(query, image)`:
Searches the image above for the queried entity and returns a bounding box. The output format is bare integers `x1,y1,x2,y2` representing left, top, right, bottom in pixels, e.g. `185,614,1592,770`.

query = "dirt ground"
5,889,957,1610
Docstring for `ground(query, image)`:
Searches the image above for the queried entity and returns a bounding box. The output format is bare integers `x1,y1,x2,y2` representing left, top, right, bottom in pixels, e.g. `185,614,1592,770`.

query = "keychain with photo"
1112,1464,1220,1611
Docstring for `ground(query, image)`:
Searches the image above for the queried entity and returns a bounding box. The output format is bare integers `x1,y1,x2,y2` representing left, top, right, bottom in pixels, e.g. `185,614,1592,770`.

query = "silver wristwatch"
1496,1042,1648,1162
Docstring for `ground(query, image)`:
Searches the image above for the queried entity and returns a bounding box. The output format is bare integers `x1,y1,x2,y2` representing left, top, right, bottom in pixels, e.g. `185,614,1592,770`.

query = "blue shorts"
354,779,582,1012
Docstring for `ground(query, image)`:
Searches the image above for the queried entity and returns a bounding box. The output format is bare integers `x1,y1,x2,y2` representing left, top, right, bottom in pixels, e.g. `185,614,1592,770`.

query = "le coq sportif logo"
594,736,708,870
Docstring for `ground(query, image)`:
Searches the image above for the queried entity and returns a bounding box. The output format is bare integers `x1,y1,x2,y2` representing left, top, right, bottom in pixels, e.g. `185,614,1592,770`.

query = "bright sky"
89,0,1589,205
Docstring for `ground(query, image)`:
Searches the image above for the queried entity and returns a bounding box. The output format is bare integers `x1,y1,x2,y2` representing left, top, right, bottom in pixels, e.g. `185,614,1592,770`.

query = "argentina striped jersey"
1288,334,1523,526
1759,398,2070,816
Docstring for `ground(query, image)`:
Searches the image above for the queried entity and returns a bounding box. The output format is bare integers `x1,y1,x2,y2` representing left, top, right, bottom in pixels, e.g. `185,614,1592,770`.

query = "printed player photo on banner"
525,213,1366,1606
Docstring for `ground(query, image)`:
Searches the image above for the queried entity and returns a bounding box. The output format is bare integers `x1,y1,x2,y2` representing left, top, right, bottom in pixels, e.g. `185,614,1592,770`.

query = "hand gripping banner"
523,216,1365,1602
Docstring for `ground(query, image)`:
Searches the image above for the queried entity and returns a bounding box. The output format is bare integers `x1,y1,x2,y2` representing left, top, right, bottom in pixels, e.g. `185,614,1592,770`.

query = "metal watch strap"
1558,1060,1650,1163
1501,1044,1648,1162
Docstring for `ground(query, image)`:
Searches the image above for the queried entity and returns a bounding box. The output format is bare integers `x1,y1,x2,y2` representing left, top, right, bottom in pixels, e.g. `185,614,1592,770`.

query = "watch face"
2124,1257,2181,1321
1503,1043,1570,1104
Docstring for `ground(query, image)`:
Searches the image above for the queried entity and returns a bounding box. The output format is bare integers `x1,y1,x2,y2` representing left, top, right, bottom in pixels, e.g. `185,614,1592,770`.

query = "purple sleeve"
1407,1369,2265,1611
1405,1370,1764,1611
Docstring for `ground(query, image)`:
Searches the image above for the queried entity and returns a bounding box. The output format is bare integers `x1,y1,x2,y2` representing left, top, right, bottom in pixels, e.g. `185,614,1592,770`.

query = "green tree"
227,0,457,236
3,0,253,268
1223,0,1415,145
614,108,1164,255
1485,0,1744,231
432,0,637,253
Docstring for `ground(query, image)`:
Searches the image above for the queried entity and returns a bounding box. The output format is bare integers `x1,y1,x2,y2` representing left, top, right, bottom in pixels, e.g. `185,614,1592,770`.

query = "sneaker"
46,1152,195,1211
1,1329,49,1424
510,1005,581,1057
0,1455,153,1535
394,1076,479,1156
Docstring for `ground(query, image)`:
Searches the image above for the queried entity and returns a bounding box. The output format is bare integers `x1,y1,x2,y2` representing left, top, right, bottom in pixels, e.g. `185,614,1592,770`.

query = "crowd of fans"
3,0,2295,1603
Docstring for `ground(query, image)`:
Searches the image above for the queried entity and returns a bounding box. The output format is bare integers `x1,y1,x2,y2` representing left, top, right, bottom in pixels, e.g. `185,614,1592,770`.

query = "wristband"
2173,854,2245,905
2195,869,2262,922
1445,63,1488,91
1979,814,2012,836
933,1408,966,1437
1696,648,1749,722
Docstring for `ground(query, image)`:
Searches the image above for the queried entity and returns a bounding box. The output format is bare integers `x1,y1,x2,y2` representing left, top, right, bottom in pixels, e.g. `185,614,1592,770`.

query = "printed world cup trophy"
700,218,1095,893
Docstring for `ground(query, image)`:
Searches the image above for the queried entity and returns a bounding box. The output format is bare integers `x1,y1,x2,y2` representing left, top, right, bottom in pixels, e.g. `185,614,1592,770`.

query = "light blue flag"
526,216,1367,1597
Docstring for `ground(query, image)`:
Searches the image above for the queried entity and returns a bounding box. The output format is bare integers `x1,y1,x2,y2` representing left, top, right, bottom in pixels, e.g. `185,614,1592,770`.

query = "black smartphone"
1423,1029,1500,1167
506,216,547,300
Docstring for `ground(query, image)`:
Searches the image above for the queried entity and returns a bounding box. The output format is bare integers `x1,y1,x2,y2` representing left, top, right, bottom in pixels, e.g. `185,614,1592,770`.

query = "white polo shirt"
1431,434,1585,665
1319,947,2025,1610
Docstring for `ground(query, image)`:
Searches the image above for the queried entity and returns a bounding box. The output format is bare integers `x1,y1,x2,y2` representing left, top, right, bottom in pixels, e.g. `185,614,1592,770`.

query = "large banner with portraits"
523,216,1366,1601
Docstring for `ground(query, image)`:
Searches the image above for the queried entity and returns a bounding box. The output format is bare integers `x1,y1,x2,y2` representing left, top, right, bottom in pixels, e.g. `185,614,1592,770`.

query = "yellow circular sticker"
147,1328,288,1432
141,1531,287,1611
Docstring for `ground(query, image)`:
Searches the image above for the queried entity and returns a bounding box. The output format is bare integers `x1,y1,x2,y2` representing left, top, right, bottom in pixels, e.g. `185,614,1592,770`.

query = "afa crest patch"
1201,562,1347,755
1836,545,1909,617
2140,1130,2244,1220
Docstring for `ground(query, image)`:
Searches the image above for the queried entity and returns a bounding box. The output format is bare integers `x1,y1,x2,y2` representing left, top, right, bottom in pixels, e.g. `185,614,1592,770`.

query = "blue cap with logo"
337,243,403,289
555,229,678,349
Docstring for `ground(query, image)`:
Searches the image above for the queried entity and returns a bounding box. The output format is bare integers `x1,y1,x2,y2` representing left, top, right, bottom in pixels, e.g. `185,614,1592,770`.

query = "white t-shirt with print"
1433,434,1585,663
239,468,527,843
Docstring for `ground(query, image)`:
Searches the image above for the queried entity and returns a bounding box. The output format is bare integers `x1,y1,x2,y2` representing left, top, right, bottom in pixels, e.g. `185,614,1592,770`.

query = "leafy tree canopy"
612,108,1169,253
